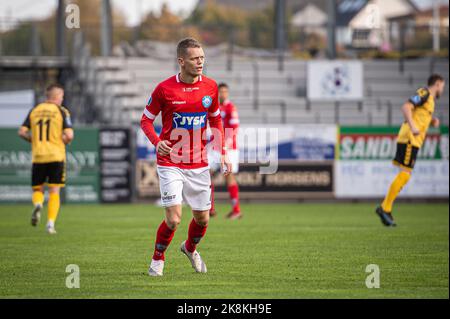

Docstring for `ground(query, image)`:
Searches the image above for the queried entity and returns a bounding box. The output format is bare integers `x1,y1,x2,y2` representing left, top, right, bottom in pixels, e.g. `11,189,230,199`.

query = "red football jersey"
220,99,239,150
143,74,223,169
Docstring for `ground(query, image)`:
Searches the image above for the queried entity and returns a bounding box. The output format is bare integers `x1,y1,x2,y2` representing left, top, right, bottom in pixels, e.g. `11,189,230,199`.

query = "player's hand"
18,127,32,143
411,126,420,136
62,133,71,145
221,154,232,177
431,117,440,128
225,138,234,151
156,140,172,156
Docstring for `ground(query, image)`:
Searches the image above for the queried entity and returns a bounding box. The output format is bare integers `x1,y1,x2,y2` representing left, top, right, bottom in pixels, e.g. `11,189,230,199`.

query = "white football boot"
31,203,42,226
46,221,57,235
180,240,207,273
148,259,164,276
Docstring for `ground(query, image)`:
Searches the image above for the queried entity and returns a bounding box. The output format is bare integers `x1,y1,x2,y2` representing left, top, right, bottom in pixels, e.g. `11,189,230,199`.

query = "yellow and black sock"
48,193,60,224
32,190,44,207
381,171,411,213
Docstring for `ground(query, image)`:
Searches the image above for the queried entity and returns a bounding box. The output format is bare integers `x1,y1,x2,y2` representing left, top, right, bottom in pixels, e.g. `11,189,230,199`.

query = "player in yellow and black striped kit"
376,74,446,227
18,84,74,234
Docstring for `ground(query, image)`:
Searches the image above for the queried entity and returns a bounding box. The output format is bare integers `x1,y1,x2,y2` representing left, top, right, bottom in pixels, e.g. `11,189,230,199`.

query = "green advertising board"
0,127,100,203
65,128,100,203
338,126,449,160
336,126,449,198
0,128,32,202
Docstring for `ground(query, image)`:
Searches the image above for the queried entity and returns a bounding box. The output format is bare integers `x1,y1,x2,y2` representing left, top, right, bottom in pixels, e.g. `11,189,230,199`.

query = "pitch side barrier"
0,125,447,203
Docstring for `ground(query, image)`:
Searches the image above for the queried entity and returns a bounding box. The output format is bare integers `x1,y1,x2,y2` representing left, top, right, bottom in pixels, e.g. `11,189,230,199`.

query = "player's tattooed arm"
402,102,420,136
18,126,31,143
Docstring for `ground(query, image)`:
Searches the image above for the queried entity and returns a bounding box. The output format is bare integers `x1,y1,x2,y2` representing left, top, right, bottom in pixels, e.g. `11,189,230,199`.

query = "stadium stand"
72,41,449,127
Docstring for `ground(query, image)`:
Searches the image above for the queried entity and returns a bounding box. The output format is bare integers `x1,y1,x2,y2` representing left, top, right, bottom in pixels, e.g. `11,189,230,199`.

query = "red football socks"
228,184,240,213
152,220,175,261
210,182,215,212
185,218,208,253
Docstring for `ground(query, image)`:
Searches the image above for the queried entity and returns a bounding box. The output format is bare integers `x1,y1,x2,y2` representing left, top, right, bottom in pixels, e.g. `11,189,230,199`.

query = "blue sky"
0,0,442,27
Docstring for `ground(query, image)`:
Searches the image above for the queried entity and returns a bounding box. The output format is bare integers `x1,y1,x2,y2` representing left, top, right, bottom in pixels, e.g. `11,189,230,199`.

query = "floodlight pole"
101,0,113,57
275,0,286,72
432,0,440,52
399,22,405,74
327,0,337,60
31,23,41,56
227,25,235,72
56,0,66,56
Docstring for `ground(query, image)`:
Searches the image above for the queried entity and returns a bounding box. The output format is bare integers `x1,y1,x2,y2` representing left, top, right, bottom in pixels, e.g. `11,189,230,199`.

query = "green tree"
1,23,34,55
247,6,275,49
139,3,200,42
0,0,129,56
187,0,248,45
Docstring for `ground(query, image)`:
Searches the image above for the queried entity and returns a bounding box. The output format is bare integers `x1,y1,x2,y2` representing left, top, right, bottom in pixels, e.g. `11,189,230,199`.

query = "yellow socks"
47,193,61,223
32,191,44,207
381,171,411,213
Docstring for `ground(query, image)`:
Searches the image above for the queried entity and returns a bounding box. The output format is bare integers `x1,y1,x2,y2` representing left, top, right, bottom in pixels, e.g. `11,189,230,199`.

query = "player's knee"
194,213,209,227
165,214,181,229
197,219,208,227
165,206,181,227
33,186,44,193
48,187,60,194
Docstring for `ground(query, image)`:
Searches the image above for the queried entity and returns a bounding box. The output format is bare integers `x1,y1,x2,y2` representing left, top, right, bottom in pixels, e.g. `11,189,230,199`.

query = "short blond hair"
177,38,202,58
45,83,64,98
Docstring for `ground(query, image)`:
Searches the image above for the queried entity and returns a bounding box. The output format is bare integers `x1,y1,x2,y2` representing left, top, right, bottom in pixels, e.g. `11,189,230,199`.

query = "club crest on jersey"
202,95,212,108
172,112,207,130
411,95,421,104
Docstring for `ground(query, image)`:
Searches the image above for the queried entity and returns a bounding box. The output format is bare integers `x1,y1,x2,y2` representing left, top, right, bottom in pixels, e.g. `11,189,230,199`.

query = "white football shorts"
156,165,211,211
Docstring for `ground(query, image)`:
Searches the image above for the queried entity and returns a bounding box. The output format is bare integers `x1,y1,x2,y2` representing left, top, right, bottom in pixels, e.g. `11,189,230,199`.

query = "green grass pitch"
0,202,448,298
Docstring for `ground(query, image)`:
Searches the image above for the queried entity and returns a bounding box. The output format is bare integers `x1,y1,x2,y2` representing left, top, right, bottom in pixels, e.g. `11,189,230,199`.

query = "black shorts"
393,143,419,171
32,161,66,188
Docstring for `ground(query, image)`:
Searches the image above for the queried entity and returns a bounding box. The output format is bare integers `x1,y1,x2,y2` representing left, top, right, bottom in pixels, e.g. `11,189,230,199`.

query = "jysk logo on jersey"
147,96,152,106
172,112,207,130
202,95,212,108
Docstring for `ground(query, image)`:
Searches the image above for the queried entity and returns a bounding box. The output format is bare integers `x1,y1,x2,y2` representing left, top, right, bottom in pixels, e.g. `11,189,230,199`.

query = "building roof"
194,0,420,26
336,0,369,27
291,3,327,27
336,0,419,27
417,4,449,17
389,4,449,24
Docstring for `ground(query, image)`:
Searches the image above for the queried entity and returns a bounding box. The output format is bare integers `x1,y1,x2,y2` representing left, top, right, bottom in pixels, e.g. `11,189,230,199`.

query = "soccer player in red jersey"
140,38,231,276
208,83,242,219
